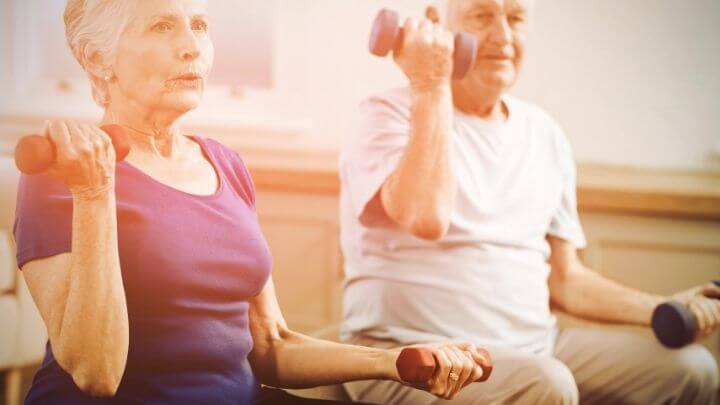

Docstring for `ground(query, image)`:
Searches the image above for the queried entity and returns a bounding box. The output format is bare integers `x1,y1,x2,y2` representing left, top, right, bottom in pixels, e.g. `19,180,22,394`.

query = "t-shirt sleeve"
207,138,257,210
230,151,257,210
546,123,587,249
339,92,410,224
13,173,74,269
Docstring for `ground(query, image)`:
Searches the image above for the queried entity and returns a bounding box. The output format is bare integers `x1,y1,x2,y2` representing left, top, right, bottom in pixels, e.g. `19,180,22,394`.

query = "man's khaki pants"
344,328,719,404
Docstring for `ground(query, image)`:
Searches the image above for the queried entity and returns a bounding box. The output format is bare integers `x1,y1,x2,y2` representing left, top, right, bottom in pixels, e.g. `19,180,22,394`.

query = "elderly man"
338,0,720,403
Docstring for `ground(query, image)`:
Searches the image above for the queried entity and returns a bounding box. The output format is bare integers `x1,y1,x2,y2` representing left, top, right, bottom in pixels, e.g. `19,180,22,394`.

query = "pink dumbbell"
14,124,130,175
396,347,493,383
369,8,478,79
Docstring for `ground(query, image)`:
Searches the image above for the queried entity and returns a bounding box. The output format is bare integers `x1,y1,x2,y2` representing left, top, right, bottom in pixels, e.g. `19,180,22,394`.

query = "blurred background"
0,1,718,404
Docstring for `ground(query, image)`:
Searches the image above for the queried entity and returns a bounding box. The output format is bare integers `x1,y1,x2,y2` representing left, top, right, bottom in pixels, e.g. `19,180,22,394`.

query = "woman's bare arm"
23,193,128,397
247,277,485,400
21,120,129,397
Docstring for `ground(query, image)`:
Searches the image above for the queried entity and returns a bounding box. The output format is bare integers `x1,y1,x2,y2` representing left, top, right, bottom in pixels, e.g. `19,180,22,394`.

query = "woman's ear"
85,51,113,81
425,5,441,23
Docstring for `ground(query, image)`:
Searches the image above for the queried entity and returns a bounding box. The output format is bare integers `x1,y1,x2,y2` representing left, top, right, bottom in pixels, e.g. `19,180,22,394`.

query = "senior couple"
13,0,719,404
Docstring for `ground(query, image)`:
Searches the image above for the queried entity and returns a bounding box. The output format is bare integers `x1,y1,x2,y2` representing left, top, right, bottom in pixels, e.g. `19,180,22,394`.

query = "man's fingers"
700,283,720,299
690,298,714,337
698,298,720,336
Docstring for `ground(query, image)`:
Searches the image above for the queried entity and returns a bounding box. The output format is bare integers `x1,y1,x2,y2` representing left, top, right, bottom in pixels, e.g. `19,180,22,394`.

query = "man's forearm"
381,84,456,239
555,266,666,326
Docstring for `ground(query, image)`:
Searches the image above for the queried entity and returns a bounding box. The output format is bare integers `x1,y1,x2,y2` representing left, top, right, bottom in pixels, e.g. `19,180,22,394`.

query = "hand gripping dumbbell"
396,347,493,383
369,8,478,79
14,124,130,175
651,280,720,348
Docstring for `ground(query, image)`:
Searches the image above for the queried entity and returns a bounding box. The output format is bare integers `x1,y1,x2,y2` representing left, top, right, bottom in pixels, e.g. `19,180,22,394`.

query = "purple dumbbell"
369,8,478,79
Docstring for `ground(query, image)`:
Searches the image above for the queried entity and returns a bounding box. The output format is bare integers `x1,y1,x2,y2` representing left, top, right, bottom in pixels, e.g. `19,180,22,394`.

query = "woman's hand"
390,342,489,400
43,120,117,200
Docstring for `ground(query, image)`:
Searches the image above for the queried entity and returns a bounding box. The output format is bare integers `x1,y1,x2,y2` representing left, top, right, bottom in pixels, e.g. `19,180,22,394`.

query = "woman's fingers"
41,120,117,198
409,342,492,398
442,346,463,398
447,346,474,398
453,342,487,368
468,360,484,384
428,347,452,397
49,120,73,162
89,125,116,162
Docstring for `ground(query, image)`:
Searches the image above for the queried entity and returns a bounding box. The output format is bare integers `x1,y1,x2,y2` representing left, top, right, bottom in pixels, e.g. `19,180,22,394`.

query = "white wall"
513,0,720,171
275,0,720,172
2,1,719,172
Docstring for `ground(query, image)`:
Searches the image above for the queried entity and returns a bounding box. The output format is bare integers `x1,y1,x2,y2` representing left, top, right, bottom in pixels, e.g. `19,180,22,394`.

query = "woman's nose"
181,47,200,61
177,29,201,61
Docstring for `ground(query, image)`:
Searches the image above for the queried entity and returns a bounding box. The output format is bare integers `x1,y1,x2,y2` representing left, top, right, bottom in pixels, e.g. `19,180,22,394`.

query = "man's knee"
524,358,579,405
666,344,719,400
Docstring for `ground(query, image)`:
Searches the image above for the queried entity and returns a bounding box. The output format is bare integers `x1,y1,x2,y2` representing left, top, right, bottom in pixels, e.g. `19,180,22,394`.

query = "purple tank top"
13,136,272,404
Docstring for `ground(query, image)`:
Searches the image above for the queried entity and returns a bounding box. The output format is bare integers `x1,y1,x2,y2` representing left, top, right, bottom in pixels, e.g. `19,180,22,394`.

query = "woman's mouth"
166,74,203,90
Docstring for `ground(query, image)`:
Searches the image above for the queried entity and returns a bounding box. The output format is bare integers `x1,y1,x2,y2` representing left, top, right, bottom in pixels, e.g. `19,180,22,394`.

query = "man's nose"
488,16,513,47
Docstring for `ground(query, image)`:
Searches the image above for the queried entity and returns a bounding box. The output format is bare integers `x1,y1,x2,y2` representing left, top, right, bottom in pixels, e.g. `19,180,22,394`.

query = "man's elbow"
408,215,450,241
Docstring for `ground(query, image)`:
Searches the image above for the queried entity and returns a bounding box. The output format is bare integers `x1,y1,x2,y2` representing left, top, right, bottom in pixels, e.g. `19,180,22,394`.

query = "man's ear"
425,6,441,23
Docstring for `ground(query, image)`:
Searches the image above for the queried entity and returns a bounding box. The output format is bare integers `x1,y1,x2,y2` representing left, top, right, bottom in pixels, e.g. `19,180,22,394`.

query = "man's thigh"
344,344,578,405
554,328,719,405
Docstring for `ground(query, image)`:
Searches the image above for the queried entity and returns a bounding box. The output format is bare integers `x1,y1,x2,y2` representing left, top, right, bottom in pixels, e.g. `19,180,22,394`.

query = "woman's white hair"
64,0,133,107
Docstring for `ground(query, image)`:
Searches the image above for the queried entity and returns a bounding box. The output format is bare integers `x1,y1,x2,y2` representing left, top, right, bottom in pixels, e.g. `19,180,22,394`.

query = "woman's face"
111,0,214,115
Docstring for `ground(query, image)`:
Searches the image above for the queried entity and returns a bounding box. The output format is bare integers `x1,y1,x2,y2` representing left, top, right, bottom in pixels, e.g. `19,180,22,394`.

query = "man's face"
446,0,532,92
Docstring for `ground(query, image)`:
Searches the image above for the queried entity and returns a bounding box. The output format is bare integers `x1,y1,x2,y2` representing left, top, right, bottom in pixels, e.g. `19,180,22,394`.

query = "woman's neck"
101,103,185,159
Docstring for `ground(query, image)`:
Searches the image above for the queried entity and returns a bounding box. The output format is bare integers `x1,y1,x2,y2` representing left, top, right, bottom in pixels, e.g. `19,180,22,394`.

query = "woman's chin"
162,93,203,112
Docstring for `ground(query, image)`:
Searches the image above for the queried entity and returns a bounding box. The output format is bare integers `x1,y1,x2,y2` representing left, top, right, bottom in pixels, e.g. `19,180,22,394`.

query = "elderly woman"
12,0,489,404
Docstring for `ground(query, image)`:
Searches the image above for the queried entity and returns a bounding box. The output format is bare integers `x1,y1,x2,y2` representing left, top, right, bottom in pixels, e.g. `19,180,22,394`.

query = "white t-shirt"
338,87,587,355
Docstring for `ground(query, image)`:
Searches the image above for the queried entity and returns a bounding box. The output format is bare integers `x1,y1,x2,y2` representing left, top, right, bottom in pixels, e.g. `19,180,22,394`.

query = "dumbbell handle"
396,347,493,383
14,124,130,175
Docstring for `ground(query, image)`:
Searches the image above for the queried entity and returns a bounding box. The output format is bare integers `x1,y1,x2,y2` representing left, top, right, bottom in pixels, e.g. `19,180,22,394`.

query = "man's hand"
393,7,455,92
671,282,720,339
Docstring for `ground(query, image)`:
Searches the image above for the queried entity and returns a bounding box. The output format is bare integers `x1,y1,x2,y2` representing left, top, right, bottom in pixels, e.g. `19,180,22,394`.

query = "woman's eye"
508,15,525,25
192,21,208,32
154,22,173,33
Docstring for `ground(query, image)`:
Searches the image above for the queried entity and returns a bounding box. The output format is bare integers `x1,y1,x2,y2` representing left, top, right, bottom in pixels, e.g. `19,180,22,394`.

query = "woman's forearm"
56,192,128,395
251,329,399,389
